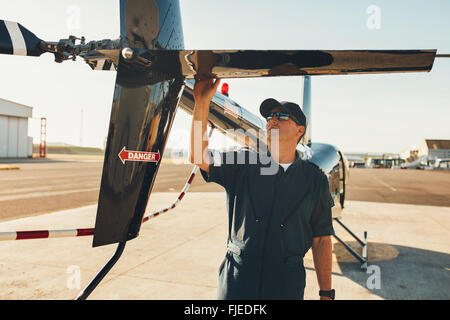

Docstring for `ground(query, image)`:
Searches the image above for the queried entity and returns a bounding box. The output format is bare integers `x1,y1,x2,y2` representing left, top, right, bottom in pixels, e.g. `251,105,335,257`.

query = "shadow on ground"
333,241,450,299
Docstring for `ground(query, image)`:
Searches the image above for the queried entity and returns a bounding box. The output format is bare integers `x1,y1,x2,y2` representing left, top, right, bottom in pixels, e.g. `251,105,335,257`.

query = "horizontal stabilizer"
174,50,437,79
0,20,45,57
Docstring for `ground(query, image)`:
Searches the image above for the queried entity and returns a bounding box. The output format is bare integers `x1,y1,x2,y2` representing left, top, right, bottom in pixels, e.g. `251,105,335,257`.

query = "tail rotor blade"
0,20,45,57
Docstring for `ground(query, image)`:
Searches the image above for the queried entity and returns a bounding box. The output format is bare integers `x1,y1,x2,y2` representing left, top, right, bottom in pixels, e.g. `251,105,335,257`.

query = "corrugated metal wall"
429,149,450,159
0,115,29,158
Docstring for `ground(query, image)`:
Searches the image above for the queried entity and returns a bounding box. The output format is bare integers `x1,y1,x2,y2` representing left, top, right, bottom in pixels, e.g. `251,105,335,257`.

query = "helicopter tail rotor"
0,19,120,70
0,20,45,57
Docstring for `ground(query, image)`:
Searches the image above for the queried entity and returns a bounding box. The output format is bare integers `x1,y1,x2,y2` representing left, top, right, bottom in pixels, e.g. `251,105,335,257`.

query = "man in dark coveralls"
189,78,335,300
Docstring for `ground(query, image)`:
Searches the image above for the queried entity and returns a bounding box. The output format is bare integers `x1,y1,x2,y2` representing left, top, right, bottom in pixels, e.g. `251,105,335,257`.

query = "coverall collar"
265,148,303,170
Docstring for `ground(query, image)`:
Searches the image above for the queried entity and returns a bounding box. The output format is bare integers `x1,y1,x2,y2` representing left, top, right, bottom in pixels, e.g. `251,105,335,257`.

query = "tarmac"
0,191,449,300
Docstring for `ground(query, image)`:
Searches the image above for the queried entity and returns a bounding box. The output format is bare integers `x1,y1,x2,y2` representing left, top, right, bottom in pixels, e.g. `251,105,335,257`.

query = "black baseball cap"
259,98,306,126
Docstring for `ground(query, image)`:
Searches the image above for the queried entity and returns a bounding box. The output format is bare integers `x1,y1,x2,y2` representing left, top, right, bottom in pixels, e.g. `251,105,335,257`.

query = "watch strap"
319,289,335,300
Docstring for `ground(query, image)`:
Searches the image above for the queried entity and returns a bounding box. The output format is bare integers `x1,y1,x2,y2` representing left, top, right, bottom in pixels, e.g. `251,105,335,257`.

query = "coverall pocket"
282,256,306,300
232,194,259,242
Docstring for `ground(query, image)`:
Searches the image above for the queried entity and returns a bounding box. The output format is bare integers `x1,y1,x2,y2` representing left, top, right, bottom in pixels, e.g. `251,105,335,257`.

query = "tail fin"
301,76,312,146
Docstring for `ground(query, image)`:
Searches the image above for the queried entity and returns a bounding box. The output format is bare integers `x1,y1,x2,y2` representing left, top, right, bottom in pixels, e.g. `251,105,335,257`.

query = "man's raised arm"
189,77,221,174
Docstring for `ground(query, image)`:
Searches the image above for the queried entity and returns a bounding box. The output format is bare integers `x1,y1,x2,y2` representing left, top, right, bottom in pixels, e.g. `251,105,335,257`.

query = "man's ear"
298,125,305,137
295,125,305,144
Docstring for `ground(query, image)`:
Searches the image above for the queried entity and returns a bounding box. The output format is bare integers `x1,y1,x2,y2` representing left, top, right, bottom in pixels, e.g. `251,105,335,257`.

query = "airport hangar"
0,98,33,158
419,139,450,161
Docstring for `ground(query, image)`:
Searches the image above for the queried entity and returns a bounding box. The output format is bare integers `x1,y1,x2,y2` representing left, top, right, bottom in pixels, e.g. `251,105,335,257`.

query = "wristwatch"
319,289,335,300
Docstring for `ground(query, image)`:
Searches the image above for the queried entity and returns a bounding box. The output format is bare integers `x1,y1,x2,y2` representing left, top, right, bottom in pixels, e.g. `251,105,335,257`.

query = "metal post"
361,231,368,270
39,117,47,158
75,241,126,300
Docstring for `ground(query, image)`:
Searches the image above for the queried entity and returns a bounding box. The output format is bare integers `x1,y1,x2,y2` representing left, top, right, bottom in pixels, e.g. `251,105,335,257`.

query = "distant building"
425,140,450,160
344,152,403,168
345,140,450,169
0,98,33,158
400,139,450,169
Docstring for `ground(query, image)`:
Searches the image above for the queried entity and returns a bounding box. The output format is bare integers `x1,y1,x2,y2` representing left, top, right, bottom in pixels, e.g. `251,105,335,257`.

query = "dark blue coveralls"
200,149,335,300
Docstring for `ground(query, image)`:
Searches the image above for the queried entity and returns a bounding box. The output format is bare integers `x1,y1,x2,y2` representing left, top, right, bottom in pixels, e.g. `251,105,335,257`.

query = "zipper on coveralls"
257,169,282,298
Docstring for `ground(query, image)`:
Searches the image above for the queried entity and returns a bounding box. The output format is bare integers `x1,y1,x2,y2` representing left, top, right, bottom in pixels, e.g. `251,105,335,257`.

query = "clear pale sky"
0,0,449,153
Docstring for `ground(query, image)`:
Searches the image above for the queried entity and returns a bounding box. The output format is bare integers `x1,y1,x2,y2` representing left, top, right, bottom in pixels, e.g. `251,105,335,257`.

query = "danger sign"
118,147,160,164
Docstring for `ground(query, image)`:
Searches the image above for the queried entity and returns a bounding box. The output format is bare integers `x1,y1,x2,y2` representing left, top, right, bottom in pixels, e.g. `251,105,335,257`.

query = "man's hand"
193,76,221,106
189,77,221,173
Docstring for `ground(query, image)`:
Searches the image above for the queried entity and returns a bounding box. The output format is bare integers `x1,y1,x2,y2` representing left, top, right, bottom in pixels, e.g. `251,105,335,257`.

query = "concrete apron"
0,192,449,300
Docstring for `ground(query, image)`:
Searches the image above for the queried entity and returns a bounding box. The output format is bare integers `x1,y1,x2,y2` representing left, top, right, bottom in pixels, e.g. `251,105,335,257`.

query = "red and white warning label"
224,100,239,118
118,147,160,164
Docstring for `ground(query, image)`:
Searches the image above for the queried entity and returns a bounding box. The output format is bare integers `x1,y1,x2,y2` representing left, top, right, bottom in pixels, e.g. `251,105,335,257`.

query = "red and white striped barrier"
142,165,197,223
0,228,94,241
0,128,214,241
0,165,199,241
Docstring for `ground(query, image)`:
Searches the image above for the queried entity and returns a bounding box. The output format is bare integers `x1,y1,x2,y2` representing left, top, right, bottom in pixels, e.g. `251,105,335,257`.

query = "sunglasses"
265,111,292,122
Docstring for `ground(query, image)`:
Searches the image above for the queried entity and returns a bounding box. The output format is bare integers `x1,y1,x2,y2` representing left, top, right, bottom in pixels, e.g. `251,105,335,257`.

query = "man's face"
266,106,305,145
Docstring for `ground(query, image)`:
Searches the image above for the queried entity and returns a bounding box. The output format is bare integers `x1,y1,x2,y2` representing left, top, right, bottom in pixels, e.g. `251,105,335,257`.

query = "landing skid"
76,242,126,300
332,218,368,270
